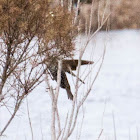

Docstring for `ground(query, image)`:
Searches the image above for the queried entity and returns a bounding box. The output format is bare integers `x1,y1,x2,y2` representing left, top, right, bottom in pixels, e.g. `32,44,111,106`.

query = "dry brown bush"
0,0,77,136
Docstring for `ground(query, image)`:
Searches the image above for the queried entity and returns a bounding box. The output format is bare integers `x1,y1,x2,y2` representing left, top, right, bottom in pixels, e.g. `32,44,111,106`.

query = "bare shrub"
0,0,77,137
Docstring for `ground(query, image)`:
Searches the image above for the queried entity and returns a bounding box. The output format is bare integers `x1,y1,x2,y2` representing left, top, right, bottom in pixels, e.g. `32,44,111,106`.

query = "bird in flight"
47,59,93,100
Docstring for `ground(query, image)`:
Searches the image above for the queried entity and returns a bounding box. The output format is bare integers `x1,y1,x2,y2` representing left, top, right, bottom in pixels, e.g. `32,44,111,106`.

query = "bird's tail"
66,88,73,100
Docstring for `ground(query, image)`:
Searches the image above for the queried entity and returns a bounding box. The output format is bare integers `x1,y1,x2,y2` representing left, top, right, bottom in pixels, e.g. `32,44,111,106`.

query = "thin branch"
97,129,103,140
61,112,69,140
26,98,34,140
112,111,117,140
56,106,61,140
0,95,24,136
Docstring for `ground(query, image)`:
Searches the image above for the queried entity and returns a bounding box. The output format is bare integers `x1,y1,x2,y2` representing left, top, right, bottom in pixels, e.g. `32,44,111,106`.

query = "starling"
47,59,93,100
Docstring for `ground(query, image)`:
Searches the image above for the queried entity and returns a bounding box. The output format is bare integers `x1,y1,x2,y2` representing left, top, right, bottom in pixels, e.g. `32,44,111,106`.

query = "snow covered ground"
1,29,140,140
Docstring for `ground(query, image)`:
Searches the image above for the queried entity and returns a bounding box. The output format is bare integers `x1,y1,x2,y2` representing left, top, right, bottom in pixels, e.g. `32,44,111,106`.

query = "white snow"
1,29,140,140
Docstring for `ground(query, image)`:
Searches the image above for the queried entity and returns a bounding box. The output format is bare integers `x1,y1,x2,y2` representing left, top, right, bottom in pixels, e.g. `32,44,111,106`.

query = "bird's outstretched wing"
62,59,93,84
63,59,94,71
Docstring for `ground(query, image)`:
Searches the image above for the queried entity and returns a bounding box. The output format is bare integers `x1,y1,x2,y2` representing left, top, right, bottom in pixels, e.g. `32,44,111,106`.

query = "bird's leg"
67,66,85,84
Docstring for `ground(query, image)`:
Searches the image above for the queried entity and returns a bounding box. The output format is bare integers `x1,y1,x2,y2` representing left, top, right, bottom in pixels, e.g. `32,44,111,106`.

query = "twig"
56,107,61,140
26,98,34,140
0,96,24,136
112,111,117,140
77,106,85,140
61,112,69,140
97,129,103,140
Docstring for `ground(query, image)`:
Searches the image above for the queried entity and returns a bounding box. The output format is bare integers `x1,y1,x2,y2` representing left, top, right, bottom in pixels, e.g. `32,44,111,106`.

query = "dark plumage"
48,59,93,100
